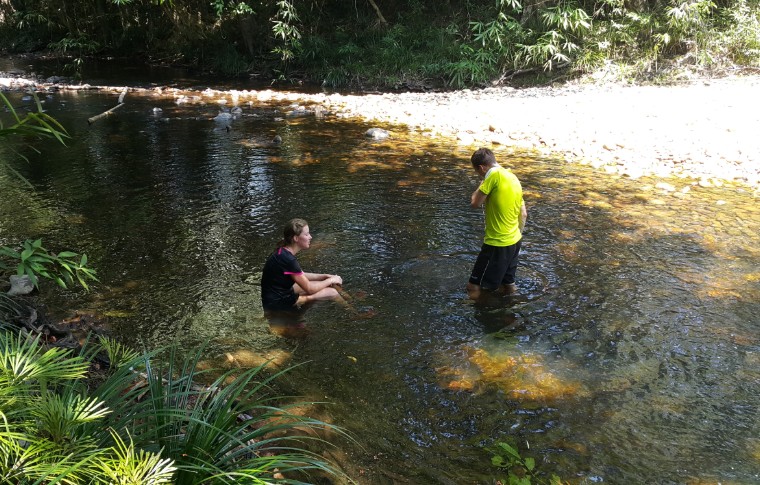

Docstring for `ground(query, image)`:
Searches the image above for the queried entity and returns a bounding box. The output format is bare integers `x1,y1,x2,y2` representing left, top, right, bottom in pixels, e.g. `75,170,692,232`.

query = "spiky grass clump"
0,329,347,484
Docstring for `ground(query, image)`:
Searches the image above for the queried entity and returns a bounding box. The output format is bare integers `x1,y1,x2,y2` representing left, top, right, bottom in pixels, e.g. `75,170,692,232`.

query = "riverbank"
3,71,759,193
316,75,760,194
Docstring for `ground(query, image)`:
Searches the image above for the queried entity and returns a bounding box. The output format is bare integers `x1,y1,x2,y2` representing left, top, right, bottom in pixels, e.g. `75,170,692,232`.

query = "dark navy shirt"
261,247,303,310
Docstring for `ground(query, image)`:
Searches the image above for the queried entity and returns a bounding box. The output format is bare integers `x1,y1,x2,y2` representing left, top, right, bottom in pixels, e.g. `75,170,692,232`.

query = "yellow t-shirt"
479,166,523,246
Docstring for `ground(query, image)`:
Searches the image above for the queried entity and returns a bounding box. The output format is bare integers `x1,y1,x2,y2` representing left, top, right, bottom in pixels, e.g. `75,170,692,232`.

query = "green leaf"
23,266,39,287
57,251,78,258
21,248,33,261
80,254,88,266
28,262,44,272
77,276,89,291
0,247,20,258
498,442,522,459
32,239,43,249
524,457,535,471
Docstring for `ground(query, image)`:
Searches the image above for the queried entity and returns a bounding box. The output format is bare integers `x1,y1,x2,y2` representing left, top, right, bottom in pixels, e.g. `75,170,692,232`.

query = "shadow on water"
1,71,759,484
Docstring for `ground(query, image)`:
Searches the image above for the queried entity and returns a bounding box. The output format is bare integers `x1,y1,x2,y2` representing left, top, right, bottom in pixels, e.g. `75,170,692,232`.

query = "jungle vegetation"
0,329,346,484
0,0,758,89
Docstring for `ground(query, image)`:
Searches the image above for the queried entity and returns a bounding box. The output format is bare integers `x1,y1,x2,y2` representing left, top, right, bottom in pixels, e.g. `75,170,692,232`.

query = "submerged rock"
213,111,234,122
365,128,390,140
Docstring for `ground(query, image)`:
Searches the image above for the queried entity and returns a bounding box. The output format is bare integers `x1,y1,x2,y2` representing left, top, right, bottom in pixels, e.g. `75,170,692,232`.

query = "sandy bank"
316,76,760,193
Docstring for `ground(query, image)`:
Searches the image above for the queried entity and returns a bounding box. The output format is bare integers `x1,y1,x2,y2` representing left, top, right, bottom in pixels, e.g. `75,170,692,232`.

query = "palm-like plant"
0,330,348,484
0,331,116,484
92,346,347,484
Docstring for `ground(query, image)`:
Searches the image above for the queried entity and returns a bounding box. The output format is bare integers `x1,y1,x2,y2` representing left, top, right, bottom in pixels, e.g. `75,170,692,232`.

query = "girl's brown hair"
278,218,308,247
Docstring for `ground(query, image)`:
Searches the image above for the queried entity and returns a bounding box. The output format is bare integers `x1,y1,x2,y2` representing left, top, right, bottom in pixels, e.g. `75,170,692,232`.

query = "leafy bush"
0,330,347,484
0,239,97,290
3,1,760,93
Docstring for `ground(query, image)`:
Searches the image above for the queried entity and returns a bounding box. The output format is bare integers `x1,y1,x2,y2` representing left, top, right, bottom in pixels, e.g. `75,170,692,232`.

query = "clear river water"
1,59,759,484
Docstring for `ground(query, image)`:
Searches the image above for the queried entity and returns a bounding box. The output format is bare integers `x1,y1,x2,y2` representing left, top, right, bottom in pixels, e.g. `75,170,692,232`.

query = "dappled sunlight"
542,173,760,308
685,478,747,485
578,190,614,210
709,326,759,347
237,138,282,149
290,152,322,166
692,269,760,303
746,272,760,282
346,159,407,172
197,348,292,375
556,241,585,263
438,347,586,402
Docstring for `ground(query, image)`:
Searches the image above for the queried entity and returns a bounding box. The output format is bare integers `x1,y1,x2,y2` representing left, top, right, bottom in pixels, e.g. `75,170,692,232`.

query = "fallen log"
87,88,128,124
87,102,125,124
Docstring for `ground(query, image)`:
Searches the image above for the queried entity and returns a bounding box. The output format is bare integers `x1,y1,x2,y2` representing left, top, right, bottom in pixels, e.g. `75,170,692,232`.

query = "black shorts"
261,290,299,311
469,240,522,290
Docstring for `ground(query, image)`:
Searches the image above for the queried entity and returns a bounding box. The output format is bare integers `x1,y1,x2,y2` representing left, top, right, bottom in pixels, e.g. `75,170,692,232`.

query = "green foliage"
298,18,468,89
0,239,98,290
704,0,760,67
0,94,96,293
0,331,174,484
578,0,759,80
0,330,347,484
97,335,140,370
93,430,177,484
0,92,67,140
48,33,101,79
490,441,566,485
0,91,69,186
2,0,760,86
447,44,499,87
212,0,255,18
272,0,301,63
521,3,591,71
209,41,252,76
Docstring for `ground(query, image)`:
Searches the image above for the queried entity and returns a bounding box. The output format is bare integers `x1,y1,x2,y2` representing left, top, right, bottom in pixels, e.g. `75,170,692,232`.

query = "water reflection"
1,85,759,484
265,308,310,339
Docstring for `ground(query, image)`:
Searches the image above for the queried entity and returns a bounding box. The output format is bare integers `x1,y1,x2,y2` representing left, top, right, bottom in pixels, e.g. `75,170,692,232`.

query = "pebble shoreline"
3,72,759,194
315,76,760,193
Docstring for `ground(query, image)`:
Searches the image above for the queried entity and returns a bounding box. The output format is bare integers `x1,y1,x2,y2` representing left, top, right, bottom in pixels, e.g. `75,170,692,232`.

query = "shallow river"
1,65,759,484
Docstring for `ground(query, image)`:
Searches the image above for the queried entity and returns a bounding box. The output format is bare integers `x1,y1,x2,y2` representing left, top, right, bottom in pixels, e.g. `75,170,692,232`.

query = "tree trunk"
367,0,388,26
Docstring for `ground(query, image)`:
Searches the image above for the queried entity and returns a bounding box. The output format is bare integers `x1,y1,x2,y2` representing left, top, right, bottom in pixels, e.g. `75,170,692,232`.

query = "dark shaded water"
1,69,759,484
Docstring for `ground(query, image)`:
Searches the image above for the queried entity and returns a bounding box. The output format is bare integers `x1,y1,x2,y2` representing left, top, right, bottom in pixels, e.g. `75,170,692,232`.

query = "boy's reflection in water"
469,290,527,334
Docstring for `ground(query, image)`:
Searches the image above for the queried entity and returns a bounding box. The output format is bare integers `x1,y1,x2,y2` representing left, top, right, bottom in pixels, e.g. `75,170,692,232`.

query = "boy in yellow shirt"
467,148,528,297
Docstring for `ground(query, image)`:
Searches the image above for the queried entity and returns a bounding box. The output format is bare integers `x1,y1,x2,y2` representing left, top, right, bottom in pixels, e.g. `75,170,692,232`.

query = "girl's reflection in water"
265,308,310,338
